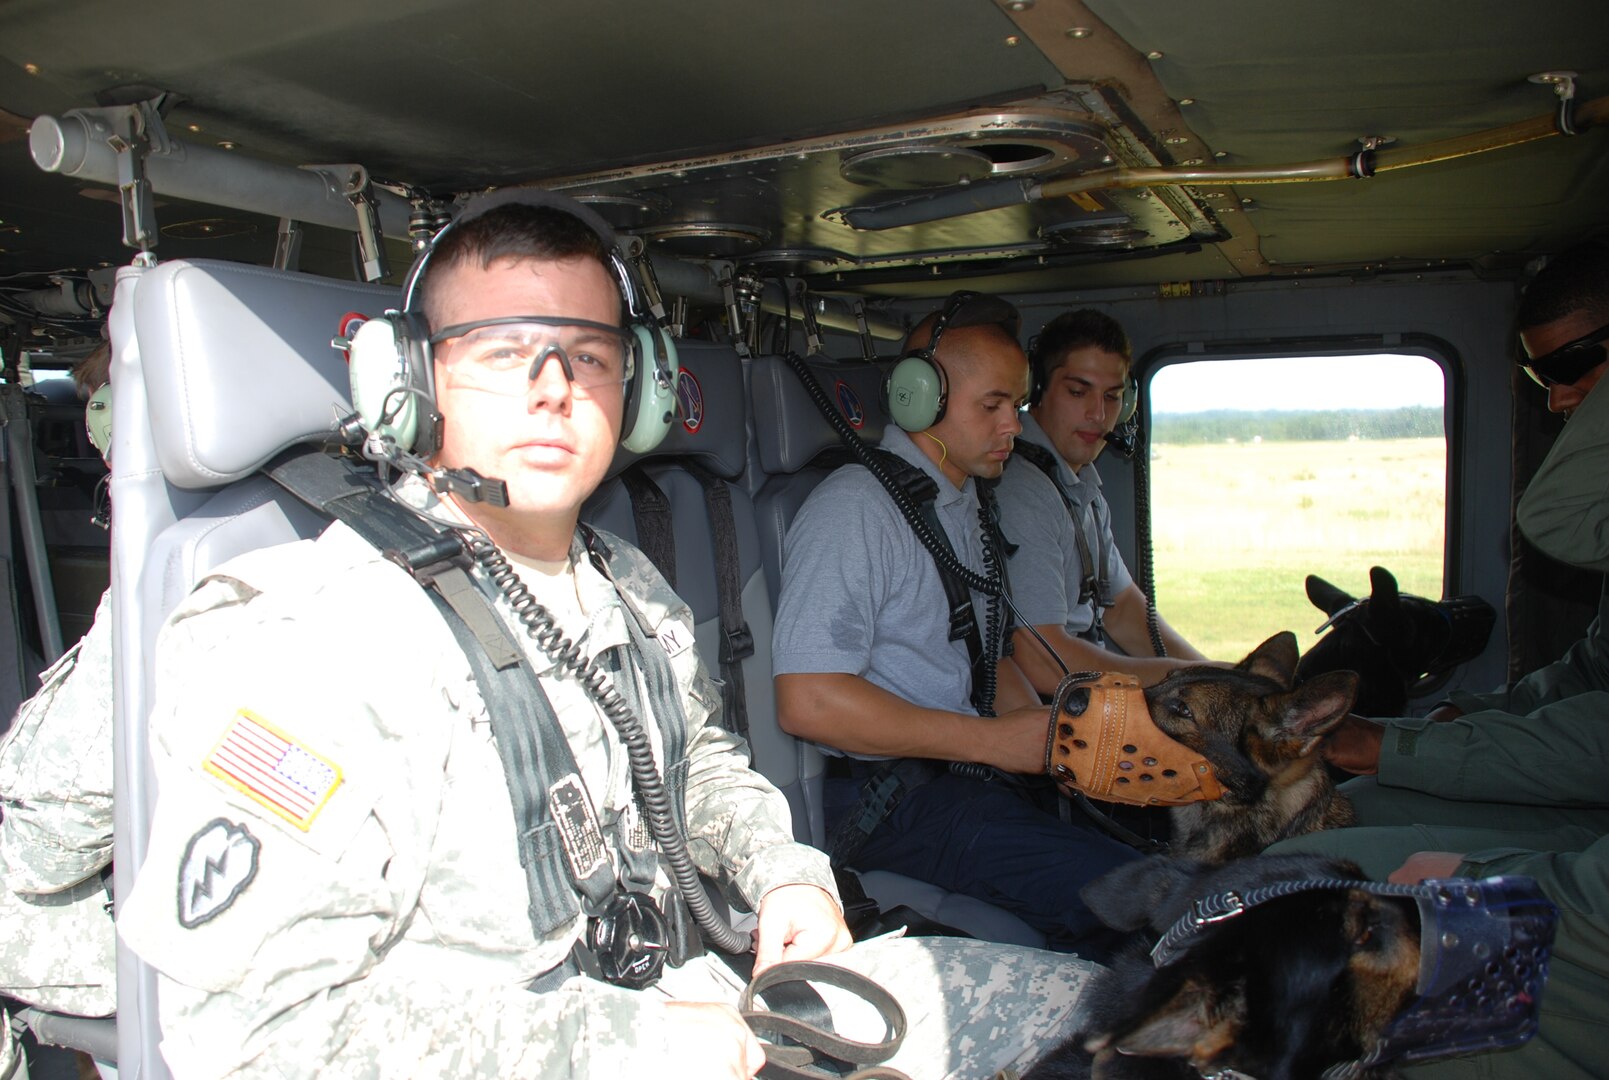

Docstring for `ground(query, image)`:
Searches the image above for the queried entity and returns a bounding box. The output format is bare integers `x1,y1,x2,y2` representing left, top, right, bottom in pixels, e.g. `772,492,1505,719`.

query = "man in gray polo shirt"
773,292,1140,959
997,309,1211,694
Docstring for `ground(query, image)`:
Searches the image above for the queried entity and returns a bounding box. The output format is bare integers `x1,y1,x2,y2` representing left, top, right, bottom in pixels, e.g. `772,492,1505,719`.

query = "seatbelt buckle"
720,621,756,663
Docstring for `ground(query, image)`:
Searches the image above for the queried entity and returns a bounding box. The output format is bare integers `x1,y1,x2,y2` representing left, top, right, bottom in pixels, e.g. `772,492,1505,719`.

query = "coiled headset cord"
1130,419,1168,659
463,531,752,956
975,500,1005,716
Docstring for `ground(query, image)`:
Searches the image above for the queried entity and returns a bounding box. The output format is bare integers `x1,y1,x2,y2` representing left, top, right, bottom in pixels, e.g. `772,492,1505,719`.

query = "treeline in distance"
1150,406,1442,444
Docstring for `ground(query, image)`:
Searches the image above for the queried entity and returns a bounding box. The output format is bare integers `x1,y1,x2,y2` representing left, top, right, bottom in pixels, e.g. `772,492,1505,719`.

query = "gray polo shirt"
997,413,1133,638
773,427,994,730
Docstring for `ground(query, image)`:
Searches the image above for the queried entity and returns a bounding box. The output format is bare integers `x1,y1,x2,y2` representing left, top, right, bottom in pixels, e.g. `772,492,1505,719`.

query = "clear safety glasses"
430,316,634,396
1521,321,1609,388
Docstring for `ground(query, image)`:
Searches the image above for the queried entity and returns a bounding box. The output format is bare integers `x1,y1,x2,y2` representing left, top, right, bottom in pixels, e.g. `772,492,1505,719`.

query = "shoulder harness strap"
682,462,755,742
854,446,984,679
1010,441,1114,616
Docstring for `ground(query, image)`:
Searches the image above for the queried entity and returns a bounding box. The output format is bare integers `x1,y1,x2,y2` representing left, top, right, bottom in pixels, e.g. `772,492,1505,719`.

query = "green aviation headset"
883,290,1023,432
345,188,679,456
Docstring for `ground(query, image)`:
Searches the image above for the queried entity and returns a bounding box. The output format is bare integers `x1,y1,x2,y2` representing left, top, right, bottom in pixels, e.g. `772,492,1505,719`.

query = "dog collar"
1044,672,1224,807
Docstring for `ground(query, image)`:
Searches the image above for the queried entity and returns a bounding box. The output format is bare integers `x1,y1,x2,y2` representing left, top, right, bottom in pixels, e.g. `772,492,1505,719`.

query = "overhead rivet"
1147,50,1164,60
1065,26,1092,39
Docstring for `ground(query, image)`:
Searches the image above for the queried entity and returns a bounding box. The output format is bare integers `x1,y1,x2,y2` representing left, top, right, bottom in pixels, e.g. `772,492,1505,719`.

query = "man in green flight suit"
1274,241,1609,1079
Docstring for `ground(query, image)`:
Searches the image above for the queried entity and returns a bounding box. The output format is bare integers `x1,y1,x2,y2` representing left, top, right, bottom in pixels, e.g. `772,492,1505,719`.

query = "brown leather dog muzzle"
1043,672,1224,806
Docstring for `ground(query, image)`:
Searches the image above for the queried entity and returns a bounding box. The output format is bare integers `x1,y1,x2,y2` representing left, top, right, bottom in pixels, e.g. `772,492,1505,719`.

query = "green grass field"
1147,437,1446,661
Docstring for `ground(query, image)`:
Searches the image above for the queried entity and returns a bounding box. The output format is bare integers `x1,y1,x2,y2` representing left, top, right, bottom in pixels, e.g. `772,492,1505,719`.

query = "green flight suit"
1273,376,1609,1078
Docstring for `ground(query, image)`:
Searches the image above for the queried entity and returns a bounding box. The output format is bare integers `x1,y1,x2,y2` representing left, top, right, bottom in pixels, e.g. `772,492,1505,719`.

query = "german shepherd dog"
1025,854,1423,1080
1147,631,1360,863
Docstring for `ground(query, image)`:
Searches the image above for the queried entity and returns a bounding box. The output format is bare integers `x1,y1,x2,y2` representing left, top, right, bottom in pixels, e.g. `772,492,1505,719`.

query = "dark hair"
1517,241,1609,329
418,204,619,330
71,341,112,398
1031,309,1131,377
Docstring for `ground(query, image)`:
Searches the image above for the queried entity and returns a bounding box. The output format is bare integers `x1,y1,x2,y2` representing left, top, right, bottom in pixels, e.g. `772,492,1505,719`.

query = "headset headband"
917,290,1021,360
401,188,631,318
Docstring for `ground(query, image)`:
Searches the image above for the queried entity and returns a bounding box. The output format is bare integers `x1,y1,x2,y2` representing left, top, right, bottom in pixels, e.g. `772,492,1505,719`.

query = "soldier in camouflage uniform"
0,345,118,1078
117,194,1099,1078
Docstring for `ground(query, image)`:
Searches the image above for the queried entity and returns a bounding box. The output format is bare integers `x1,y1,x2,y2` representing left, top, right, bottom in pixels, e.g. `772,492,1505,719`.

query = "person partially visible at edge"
774,291,1141,962
1272,240,1609,1080
0,341,118,1079
994,309,1214,694
115,196,1100,1079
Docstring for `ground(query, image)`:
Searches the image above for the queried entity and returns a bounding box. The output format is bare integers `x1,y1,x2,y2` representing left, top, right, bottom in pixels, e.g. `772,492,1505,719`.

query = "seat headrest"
132,260,397,489
750,355,890,475
608,340,748,481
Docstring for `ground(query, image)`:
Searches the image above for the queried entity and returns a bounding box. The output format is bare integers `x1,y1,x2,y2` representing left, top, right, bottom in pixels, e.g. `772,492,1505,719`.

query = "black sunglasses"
1521,321,1609,388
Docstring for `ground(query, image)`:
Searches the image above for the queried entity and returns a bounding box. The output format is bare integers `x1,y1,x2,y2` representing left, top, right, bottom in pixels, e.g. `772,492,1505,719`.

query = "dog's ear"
1366,566,1408,648
1238,631,1299,688
1106,977,1243,1065
1081,855,1201,932
1277,670,1360,754
1305,574,1354,616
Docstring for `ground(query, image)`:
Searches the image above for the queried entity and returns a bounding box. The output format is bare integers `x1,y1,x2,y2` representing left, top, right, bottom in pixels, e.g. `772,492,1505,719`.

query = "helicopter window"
1144,353,1448,660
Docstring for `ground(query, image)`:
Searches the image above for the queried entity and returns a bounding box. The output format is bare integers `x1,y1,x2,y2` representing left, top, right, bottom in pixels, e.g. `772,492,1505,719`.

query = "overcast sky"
1148,354,1446,414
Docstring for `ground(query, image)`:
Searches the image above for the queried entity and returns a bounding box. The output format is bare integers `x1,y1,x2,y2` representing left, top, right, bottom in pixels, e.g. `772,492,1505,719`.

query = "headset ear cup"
348,315,421,452
1118,377,1138,425
619,323,678,454
884,354,946,432
1028,351,1045,408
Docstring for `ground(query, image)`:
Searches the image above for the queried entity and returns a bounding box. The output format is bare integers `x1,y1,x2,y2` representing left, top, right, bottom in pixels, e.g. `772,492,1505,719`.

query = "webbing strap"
580,526,692,833
856,447,984,678
428,582,610,935
264,448,463,574
619,465,677,590
1011,442,1113,625
683,462,754,741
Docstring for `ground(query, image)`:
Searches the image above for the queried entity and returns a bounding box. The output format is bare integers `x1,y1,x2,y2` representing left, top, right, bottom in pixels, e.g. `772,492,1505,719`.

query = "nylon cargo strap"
683,461,754,741
618,464,677,589
1011,441,1113,634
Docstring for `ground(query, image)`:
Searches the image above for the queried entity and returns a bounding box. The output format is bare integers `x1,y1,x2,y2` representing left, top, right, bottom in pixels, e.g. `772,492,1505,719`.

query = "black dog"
1026,854,1421,1080
1296,566,1495,717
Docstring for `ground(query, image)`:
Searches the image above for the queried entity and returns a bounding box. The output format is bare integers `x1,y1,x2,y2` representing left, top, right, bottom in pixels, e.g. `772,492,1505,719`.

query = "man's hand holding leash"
754,884,852,973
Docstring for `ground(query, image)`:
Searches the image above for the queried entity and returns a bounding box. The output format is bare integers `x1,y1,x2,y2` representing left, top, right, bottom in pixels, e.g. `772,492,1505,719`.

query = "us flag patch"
203,710,342,831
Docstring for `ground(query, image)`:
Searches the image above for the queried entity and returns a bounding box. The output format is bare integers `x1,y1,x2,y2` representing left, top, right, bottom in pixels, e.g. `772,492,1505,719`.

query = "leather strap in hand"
740,960,913,1080
1043,672,1224,807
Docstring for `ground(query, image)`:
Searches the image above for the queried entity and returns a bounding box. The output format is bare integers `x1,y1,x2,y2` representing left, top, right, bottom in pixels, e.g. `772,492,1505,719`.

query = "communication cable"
465,530,752,955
